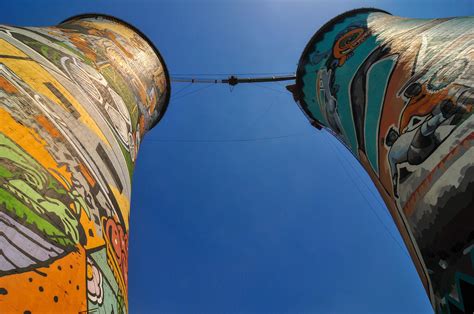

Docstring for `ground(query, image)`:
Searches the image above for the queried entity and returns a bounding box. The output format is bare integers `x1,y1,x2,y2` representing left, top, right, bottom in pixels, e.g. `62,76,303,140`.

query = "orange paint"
102,217,129,309
139,115,145,135
78,162,96,187
399,86,449,132
67,33,98,63
0,76,18,94
35,114,62,139
0,246,87,313
333,28,369,66
377,59,413,196
103,30,134,59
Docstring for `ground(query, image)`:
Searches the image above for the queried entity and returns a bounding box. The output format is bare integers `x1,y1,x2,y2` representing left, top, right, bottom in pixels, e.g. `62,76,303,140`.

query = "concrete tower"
293,8,473,313
0,14,169,313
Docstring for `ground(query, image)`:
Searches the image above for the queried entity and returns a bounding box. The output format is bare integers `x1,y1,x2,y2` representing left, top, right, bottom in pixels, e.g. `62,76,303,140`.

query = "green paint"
8,179,80,243
88,249,123,313
48,179,68,196
0,132,79,245
118,140,134,177
0,164,13,178
0,188,73,247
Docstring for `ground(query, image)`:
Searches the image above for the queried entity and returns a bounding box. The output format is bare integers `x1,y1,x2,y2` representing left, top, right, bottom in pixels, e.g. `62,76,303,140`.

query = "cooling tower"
0,14,169,313
292,8,473,313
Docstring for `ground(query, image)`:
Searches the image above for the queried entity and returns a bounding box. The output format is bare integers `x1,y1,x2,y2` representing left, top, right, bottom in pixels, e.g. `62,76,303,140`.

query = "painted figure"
386,99,470,198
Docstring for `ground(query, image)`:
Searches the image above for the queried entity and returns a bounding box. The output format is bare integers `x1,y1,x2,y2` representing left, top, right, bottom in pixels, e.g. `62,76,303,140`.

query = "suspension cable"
171,74,296,86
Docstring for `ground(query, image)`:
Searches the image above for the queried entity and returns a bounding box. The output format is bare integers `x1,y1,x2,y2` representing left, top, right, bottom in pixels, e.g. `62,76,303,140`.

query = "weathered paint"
0,15,169,313
295,8,473,313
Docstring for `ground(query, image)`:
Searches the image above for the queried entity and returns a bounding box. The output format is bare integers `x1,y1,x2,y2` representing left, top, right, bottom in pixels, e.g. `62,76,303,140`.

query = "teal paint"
301,12,371,136
332,35,378,153
364,56,397,173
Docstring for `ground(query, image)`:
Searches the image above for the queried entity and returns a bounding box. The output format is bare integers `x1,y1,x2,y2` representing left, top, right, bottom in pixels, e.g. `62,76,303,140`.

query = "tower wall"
295,8,473,312
0,15,169,313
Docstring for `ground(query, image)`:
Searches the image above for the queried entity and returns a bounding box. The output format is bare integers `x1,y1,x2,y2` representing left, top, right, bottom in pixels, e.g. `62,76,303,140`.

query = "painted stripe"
364,56,397,173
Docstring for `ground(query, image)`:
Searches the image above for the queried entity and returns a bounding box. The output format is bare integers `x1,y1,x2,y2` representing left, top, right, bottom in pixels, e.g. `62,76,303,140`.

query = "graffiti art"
294,8,473,313
0,14,169,313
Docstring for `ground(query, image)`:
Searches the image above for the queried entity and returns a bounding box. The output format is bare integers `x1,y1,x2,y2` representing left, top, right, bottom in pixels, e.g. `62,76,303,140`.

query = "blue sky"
1,0,473,313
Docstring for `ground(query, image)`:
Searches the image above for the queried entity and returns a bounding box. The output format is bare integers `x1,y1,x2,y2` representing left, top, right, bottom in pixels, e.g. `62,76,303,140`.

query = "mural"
295,8,473,313
0,15,169,313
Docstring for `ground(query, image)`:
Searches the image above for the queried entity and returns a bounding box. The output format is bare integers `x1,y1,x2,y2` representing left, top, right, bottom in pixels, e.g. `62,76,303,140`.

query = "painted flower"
87,257,104,305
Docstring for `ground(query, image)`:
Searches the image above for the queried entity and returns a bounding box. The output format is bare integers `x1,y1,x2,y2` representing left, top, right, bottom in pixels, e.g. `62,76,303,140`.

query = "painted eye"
404,82,422,98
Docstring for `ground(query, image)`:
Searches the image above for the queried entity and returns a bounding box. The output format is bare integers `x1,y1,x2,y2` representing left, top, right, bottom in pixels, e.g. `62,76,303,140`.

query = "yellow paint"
110,185,130,230
0,39,111,148
79,20,135,40
80,208,105,250
0,107,72,187
0,39,30,57
86,262,94,280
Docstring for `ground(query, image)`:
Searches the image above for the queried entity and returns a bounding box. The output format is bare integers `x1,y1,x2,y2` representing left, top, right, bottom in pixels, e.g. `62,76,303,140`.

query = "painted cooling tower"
0,14,170,313
292,8,473,313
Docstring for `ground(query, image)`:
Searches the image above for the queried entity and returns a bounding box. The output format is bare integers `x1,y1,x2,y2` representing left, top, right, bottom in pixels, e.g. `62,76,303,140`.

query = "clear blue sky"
1,1,473,313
